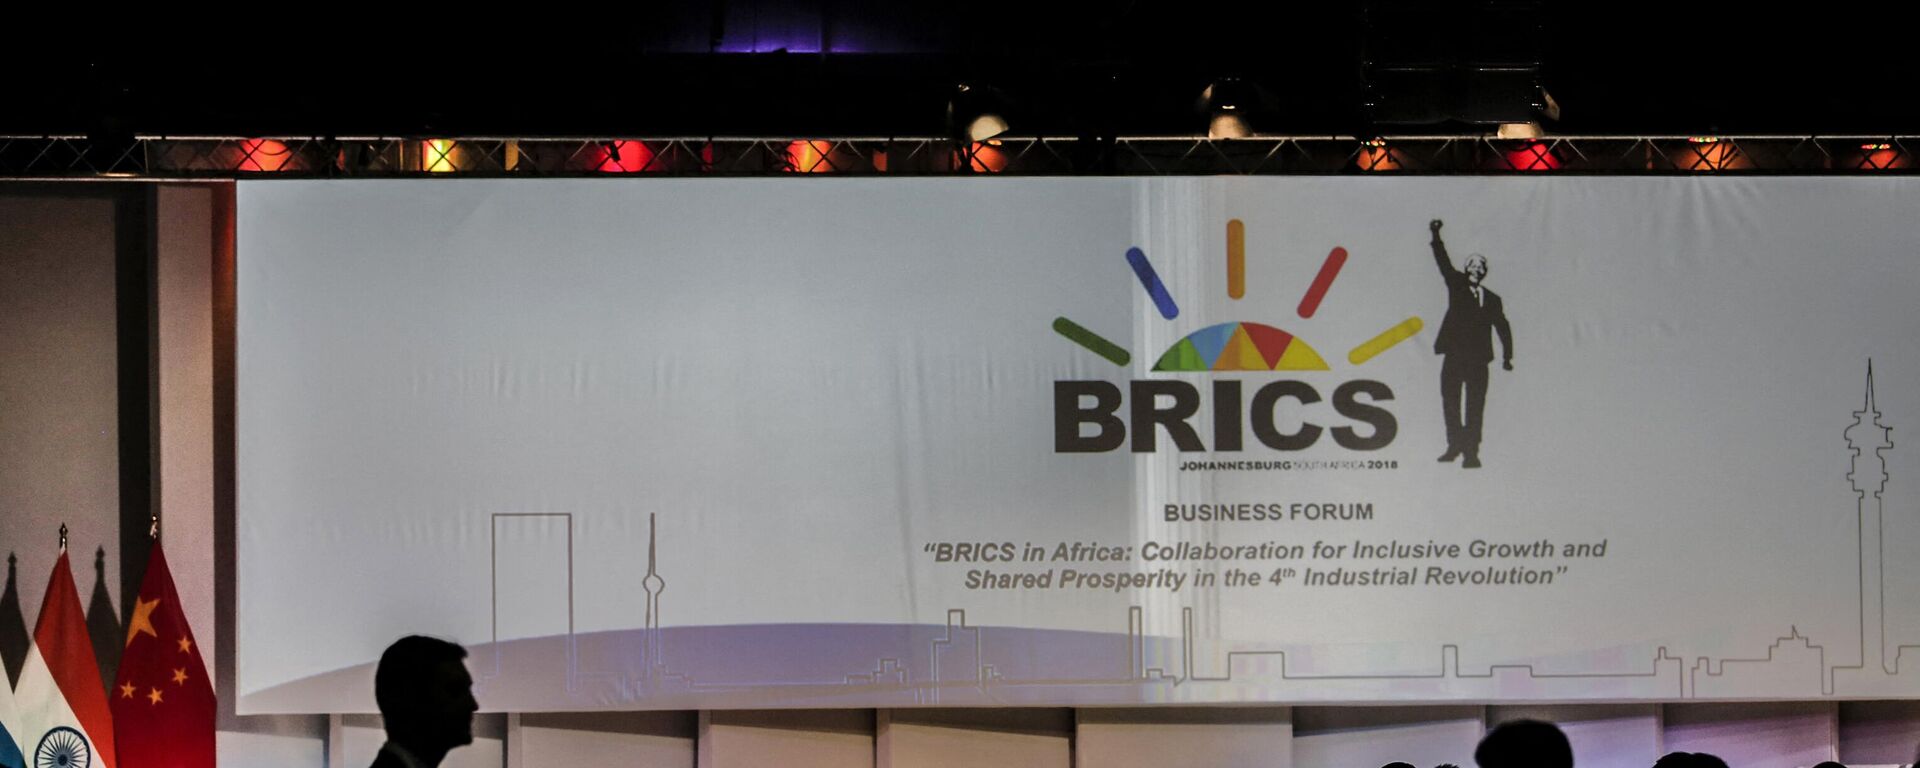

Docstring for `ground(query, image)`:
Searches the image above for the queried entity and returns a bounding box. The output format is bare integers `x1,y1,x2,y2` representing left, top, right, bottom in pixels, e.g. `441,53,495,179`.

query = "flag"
0,651,23,768
110,541,213,768
16,551,115,768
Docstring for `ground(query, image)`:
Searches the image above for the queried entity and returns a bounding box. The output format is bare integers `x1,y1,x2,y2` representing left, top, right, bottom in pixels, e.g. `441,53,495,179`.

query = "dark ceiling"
5,1,1916,138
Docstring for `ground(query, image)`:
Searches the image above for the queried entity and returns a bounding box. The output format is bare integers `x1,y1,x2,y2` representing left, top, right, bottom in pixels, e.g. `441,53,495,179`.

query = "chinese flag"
110,542,214,768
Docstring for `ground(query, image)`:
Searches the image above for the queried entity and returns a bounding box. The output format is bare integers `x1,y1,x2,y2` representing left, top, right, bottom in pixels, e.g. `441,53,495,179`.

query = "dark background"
5,1,1916,138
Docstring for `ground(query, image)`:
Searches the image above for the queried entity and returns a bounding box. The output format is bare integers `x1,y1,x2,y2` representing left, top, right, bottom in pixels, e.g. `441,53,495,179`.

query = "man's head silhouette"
374,635,477,767
1474,718,1571,768
1653,752,1729,768
1464,254,1489,285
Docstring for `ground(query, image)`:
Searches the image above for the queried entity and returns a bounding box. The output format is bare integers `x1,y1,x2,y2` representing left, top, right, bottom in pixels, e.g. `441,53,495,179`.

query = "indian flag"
15,551,115,768
0,653,22,768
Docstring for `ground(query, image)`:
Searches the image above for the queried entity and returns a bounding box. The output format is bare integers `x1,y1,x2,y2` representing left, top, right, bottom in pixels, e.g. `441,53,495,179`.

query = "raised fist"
1429,219,1444,232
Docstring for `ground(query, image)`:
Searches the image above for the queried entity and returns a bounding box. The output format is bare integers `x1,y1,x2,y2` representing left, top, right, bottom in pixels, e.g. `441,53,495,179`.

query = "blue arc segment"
1187,323,1238,367
1125,247,1180,319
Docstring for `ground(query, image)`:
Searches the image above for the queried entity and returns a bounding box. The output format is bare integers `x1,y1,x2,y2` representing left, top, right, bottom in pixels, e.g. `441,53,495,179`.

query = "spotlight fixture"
1208,114,1252,140
1199,78,1269,139
948,83,1012,143
1496,122,1543,139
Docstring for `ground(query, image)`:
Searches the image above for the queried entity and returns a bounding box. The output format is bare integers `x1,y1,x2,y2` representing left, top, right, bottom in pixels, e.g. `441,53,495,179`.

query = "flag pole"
58,522,67,552
150,513,159,541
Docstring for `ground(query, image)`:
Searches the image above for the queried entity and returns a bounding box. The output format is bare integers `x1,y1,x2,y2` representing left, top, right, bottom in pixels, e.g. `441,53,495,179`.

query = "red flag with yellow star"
110,541,213,768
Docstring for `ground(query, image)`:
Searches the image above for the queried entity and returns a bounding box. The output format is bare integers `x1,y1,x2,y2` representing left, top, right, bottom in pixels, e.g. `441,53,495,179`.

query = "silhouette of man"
1474,719,1571,768
370,636,478,768
1653,752,1729,768
1429,219,1513,469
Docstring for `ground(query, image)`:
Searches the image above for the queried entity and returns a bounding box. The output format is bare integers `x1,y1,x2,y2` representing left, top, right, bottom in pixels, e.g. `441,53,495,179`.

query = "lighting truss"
0,136,1912,178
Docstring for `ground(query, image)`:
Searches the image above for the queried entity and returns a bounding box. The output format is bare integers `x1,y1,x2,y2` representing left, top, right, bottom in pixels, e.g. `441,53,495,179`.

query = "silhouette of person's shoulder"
367,749,408,768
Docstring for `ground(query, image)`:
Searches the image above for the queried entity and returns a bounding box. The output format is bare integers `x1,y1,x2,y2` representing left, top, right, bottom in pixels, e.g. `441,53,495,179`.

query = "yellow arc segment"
1276,339,1330,370
1348,316,1425,365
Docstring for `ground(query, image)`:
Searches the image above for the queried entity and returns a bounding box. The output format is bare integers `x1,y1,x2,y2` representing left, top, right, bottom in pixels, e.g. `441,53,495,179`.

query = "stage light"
1856,142,1908,170
596,140,655,173
958,142,1008,173
949,83,1011,143
1209,113,1252,140
1673,137,1748,171
1200,78,1262,139
965,114,1010,143
1503,141,1561,171
1357,138,1400,171
422,139,456,173
1496,122,1543,139
787,140,836,173
236,138,292,172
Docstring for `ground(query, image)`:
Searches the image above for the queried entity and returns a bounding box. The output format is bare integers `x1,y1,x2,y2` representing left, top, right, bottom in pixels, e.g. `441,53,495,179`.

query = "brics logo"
1051,221,1424,454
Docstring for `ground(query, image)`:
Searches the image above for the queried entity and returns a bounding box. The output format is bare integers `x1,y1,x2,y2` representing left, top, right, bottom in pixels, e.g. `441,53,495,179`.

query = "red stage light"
1504,141,1561,171
596,141,656,173
962,142,1007,173
1859,144,1908,170
787,140,836,173
237,139,292,172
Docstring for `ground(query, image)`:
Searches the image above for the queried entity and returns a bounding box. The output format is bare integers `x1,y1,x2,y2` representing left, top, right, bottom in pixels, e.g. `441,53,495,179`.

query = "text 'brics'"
1054,380,1396,453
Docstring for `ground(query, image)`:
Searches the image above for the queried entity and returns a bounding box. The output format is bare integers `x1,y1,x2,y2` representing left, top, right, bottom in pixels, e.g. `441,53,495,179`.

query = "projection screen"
237,177,1920,712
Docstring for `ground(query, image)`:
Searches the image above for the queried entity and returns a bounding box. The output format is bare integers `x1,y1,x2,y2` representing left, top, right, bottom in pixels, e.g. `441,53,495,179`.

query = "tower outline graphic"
1842,362,1895,683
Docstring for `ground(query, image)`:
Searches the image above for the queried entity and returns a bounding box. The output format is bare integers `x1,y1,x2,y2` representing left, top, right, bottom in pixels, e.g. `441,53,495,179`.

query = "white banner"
237,177,1920,712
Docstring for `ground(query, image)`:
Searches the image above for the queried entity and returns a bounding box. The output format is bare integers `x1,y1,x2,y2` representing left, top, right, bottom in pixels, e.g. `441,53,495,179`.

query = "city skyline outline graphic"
237,368,1915,707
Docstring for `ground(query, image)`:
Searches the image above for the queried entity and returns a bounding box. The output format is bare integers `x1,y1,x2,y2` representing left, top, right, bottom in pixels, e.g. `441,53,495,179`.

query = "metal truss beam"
1,136,1914,178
